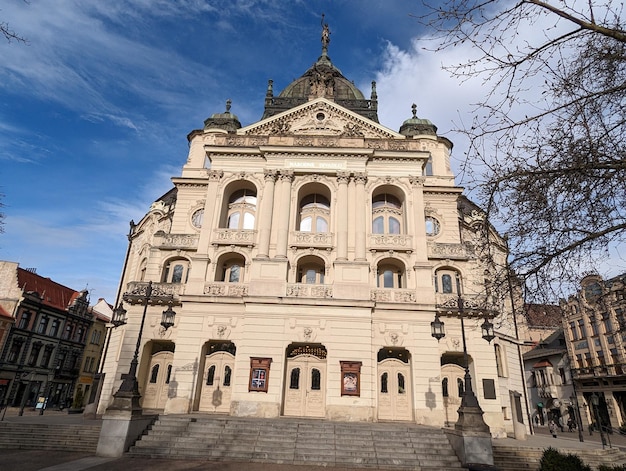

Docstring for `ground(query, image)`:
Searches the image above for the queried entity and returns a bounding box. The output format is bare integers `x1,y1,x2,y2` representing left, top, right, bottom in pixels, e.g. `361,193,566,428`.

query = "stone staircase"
0,422,101,453
129,415,468,470
493,443,626,471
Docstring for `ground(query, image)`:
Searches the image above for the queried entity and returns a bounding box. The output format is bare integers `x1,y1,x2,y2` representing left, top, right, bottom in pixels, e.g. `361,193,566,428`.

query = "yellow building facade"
99,31,528,438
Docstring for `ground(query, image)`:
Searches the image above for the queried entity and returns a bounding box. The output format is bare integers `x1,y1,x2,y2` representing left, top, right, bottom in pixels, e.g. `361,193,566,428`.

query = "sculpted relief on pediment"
243,101,398,140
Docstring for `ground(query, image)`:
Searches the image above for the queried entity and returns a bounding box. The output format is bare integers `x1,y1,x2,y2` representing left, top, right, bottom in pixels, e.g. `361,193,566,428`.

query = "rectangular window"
40,347,53,368
37,317,48,334
18,312,30,330
559,368,567,385
570,322,578,341
576,354,584,368
578,319,587,338
483,378,497,399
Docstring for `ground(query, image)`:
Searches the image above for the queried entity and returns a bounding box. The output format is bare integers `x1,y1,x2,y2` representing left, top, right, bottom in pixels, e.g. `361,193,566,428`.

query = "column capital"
354,172,367,185
337,171,351,184
279,170,294,182
409,175,425,187
264,169,278,181
209,169,224,181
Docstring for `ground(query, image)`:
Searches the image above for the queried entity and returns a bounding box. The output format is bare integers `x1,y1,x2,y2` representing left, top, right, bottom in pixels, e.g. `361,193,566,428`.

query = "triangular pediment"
239,98,403,140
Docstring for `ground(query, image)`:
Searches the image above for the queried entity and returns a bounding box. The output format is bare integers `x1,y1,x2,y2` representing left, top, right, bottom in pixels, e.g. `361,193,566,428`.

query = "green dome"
204,100,241,132
399,104,437,136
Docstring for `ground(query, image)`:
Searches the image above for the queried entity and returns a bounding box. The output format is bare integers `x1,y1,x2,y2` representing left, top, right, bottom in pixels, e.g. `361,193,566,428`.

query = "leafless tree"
420,0,626,301
2,2,28,44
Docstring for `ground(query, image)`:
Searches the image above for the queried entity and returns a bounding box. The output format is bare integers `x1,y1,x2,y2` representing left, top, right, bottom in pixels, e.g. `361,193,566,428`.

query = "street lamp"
569,394,584,442
590,393,607,448
431,276,494,432
108,281,176,413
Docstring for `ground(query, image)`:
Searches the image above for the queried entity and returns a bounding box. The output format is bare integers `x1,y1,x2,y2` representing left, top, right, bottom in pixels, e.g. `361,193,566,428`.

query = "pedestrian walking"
549,419,558,438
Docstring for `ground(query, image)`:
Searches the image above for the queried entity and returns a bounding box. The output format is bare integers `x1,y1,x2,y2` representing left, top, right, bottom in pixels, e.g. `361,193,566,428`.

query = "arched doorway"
283,343,327,418
441,363,465,426
198,341,236,413
142,342,175,410
377,347,412,421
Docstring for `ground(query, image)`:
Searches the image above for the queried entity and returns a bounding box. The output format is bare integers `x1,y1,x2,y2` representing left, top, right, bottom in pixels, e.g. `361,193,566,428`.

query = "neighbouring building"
522,304,576,429
0,261,92,410
561,273,626,431
72,298,112,410
99,25,528,437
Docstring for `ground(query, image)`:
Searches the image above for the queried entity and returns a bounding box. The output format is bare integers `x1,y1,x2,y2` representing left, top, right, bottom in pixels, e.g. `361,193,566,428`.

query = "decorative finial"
411,103,417,118
226,99,232,112
321,13,330,55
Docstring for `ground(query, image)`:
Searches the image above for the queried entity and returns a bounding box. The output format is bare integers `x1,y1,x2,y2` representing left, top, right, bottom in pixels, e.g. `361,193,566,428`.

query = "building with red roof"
0,261,96,410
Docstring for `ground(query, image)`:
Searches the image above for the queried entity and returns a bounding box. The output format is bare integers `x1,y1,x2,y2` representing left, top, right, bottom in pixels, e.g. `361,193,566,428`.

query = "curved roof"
262,22,378,122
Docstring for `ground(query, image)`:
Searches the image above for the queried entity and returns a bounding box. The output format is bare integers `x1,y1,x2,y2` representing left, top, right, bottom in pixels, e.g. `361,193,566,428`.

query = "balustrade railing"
204,282,248,297
370,289,416,303
286,284,333,299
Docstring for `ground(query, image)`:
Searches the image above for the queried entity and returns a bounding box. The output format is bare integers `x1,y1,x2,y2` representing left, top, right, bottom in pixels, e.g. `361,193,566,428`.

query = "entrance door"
441,363,465,426
283,355,326,418
377,358,412,421
142,351,173,409
199,351,235,413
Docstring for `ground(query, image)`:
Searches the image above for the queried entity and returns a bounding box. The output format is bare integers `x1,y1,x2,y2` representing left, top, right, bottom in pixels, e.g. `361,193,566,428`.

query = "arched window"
206,365,216,385
138,258,147,281
298,193,330,233
216,254,246,283
435,269,461,294
50,320,60,337
398,373,405,394
495,344,506,377
457,378,465,397
372,192,403,234
165,365,172,384
150,365,160,383
442,377,449,397
290,368,300,389
311,368,321,390
296,256,325,284
377,259,405,289
380,372,388,393
223,366,232,386
162,259,190,284
227,189,257,230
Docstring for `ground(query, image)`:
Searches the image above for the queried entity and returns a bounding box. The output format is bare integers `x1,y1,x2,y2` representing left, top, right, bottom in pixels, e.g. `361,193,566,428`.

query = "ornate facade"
99,27,528,438
561,273,626,431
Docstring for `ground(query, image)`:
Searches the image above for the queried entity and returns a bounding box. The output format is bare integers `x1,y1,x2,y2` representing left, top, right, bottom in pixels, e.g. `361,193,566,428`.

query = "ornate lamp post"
590,393,608,448
107,281,176,414
431,276,495,432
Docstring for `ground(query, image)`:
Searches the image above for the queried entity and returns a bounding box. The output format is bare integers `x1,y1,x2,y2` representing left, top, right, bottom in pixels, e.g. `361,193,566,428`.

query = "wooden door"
377,358,412,421
283,355,326,418
142,351,173,409
199,352,235,413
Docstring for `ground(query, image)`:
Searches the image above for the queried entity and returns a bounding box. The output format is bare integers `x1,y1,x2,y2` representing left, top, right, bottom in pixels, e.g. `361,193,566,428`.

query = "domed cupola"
262,19,379,122
399,104,437,137
204,99,242,133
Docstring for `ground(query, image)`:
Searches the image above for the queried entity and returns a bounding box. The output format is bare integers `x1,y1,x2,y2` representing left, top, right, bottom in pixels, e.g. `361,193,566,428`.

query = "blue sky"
2,1,623,303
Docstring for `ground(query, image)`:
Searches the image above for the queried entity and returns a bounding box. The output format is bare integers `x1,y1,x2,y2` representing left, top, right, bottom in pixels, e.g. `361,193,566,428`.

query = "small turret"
203,99,242,133
399,103,437,137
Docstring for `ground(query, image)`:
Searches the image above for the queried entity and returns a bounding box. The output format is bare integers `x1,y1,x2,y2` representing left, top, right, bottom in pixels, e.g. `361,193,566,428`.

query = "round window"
425,216,440,236
316,112,325,121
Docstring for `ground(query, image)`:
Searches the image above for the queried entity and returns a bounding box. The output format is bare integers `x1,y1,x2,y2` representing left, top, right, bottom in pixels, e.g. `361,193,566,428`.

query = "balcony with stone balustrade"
286,284,333,299
289,231,334,250
370,289,416,303
153,232,199,250
369,234,413,253
204,282,248,297
212,229,257,247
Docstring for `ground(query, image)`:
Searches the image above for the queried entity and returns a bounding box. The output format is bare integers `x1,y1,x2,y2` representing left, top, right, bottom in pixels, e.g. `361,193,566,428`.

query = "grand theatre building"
99,29,528,438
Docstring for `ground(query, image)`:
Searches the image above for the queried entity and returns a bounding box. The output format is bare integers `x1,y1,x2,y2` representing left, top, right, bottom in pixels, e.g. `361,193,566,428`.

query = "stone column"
336,172,350,260
256,170,277,258
275,171,294,259
354,172,367,261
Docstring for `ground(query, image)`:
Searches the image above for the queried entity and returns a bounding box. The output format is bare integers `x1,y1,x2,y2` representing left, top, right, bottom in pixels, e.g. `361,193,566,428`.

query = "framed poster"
340,361,362,396
249,357,272,392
